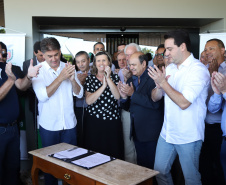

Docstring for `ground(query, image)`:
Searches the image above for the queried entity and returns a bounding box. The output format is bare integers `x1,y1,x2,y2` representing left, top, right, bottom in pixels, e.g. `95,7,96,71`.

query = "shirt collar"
43,61,63,72
77,67,91,74
132,68,147,80
179,53,193,69
36,57,40,65
219,61,226,69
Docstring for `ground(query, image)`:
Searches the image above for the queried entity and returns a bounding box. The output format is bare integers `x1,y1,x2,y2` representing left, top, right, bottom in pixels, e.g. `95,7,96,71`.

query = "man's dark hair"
138,54,148,66
163,49,166,55
0,42,7,58
93,42,104,51
164,29,191,52
145,53,152,61
75,51,89,61
33,41,41,54
117,43,126,47
40,37,61,53
157,44,165,51
207,38,225,49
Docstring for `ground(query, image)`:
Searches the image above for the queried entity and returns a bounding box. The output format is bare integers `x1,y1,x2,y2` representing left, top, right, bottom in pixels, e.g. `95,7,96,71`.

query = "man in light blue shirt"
199,38,226,185
208,71,226,183
74,51,91,147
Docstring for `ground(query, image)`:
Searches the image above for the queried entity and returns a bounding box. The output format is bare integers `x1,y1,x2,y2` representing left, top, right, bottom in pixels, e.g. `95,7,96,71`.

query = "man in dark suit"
22,41,45,148
118,52,164,169
23,41,45,74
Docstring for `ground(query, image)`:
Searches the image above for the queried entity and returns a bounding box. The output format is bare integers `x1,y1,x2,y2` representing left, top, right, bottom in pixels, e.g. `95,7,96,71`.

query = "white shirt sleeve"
73,70,84,98
32,71,49,102
182,65,210,103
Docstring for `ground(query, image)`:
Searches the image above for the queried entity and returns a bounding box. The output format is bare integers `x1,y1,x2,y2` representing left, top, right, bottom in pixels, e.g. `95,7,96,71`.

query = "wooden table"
29,143,159,185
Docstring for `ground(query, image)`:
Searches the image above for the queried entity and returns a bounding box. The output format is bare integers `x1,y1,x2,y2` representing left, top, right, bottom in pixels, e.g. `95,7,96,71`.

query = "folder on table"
48,147,115,170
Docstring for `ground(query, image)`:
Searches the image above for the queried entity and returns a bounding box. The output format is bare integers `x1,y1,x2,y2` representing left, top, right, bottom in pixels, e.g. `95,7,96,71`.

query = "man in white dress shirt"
148,29,210,185
32,37,83,185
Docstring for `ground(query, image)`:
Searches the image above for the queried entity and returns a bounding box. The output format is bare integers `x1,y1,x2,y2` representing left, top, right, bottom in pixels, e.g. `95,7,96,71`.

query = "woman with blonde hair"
83,51,124,159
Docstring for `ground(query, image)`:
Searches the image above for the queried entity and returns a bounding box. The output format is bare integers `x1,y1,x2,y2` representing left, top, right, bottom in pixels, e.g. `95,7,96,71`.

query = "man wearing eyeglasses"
155,44,165,71
0,41,41,185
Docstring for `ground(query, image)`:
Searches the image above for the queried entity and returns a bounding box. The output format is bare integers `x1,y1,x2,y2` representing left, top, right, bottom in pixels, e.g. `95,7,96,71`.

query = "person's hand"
213,72,226,94
122,68,132,82
117,81,127,99
104,66,111,79
27,58,42,79
66,62,76,82
77,71,88,85
5,62,16,81
59,62,75,82
120,82,134,96
211,72,221,95
148,65,167,87
208,58,218,77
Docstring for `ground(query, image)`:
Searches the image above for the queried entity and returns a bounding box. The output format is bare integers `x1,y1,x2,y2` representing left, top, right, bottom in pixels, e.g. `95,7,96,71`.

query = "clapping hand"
148,65,170,89
117,81,127,99
122,68,132,82
211,72,226,94
77,71,88,85
119,81,134,96
59,62,75,82
104,66,111,79
5,62,16,81
148,65,166,85
27,59,42,79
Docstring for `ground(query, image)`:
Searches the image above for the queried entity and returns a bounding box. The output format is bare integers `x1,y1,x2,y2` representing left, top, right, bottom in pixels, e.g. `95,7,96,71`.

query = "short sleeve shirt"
84,74,120,120
0,62,19,123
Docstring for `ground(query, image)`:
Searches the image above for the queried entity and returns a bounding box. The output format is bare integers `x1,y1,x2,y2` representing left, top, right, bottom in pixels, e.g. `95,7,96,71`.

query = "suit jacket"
22,57,38,116
122,69,164,142
22,57,37,76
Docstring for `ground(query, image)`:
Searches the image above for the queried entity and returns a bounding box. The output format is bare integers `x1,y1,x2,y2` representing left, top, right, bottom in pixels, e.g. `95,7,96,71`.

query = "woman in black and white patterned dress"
84,51,124,159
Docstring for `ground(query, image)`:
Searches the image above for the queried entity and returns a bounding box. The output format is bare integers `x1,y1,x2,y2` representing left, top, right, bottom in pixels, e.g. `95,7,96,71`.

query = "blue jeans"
221,138,226,183
154,136,202,185
0,124,20,185
39,126,77,185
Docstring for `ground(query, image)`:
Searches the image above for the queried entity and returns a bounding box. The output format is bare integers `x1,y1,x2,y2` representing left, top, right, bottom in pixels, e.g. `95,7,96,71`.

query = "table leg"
31,160,40,185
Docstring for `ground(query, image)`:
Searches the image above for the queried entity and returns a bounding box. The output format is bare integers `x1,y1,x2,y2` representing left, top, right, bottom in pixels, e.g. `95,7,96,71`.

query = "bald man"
118,52,164,169
200,51,208,66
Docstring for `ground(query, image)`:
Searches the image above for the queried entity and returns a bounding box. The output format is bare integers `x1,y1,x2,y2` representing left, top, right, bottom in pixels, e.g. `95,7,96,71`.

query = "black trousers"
199,123,225,185
74,107,85,147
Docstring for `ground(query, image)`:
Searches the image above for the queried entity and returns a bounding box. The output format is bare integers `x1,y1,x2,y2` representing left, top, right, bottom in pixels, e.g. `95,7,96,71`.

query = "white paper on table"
71,153,112,169
53,148,88,159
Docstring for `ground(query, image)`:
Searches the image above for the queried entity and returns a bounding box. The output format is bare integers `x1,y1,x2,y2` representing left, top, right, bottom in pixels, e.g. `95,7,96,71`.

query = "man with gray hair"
32,37,83,185
119,43,141,164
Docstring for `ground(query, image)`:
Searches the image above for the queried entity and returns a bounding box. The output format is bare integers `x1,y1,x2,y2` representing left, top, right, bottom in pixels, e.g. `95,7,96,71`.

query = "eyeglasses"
164,56,168,59
155,53,164,57
0,50,7,58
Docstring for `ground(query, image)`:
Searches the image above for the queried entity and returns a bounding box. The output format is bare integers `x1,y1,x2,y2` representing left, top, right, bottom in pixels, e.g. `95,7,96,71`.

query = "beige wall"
4,0,226,59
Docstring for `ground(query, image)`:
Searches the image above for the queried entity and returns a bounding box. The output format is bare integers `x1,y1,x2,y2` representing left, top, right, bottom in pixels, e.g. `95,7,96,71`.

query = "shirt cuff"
213,93,222,98
223,92,226,100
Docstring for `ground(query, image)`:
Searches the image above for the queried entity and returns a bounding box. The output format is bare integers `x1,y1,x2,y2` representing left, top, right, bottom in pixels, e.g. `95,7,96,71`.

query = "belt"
0,120,17,127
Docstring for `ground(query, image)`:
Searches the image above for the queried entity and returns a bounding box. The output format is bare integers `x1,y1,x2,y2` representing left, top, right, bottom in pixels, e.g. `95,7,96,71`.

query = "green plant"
63,54,73,63
141,47,153,55
0,29,6,33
